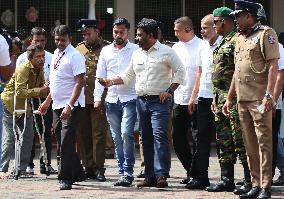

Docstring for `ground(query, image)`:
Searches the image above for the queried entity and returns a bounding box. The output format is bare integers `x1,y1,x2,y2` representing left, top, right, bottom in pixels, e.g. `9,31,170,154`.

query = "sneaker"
114,175,134,187
47,165,58,174
137,169,145,178
26,166,34,175
273,175,284,186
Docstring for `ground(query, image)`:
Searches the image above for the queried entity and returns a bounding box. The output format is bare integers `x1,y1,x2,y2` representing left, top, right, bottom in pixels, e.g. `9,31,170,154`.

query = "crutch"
31,98,50,176
12,85,28,180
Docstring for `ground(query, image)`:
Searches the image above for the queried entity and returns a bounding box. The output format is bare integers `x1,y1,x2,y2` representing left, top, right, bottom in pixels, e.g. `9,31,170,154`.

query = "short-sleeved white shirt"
197,36,222,99
172,36,203,105
0,35,11,66
49,44,86,109
276,43,284,109
16,50,53,81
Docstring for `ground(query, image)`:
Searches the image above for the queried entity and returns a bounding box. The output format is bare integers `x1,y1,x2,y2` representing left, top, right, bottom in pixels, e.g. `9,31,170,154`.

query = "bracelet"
66,103,74,110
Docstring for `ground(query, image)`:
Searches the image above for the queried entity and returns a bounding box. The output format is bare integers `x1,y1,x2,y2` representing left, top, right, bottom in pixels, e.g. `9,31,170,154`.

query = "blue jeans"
0,107,34,172
105,99,136,176
276,133,284,176
136,96,172,178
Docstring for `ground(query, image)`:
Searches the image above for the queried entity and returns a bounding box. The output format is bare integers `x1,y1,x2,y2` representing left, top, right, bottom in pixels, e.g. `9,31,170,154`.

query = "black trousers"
29,98,53,167
53,107,84,181
172,104,197,176
272,109,281,178
191,97,215,181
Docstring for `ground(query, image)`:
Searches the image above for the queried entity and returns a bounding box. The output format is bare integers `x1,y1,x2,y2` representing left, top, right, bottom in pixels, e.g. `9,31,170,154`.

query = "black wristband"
166,87,173,95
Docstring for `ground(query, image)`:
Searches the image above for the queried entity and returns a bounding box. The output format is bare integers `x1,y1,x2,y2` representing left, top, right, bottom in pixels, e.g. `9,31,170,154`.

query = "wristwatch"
166,88,173,95
264,93,273,100
66,103,74,110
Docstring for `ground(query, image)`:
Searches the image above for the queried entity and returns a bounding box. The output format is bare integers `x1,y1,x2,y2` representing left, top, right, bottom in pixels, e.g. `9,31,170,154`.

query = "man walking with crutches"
0,43,49,179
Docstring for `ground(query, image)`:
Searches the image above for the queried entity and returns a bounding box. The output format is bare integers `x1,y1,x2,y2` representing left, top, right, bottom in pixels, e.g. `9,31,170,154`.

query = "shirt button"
86,75,88,78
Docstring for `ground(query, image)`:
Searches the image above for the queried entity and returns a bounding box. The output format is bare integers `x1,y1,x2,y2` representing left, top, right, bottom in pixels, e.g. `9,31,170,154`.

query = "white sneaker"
25,166,34,175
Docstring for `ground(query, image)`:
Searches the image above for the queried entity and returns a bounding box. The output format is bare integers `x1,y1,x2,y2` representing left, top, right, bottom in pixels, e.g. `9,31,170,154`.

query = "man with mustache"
94,18,138,187
0,43,49,179
39,25,86,190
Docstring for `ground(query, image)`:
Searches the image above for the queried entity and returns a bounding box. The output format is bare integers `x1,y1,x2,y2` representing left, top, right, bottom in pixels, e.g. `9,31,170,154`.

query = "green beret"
213,7,234,17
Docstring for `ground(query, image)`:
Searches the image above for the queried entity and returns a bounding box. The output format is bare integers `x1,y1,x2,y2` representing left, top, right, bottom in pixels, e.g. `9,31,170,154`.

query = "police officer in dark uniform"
76,19,109,181
224,1,280,198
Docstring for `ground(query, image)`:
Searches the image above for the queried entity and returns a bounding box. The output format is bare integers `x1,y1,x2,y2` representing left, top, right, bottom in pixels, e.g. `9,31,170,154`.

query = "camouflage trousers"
215,98,247,165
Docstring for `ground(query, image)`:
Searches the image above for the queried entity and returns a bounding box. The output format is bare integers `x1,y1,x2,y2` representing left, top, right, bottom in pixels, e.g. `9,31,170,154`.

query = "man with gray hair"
0,43,49,179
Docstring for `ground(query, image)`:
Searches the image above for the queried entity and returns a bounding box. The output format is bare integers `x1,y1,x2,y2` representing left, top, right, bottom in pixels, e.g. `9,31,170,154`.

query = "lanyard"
53,51,65,70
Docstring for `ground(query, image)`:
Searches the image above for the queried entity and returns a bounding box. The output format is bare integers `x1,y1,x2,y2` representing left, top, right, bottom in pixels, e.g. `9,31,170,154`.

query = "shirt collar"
183,35,197,45
111,40,131,51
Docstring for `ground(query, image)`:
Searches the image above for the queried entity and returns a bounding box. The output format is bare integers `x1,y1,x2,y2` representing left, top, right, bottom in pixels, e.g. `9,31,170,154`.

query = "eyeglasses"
213,19,224,25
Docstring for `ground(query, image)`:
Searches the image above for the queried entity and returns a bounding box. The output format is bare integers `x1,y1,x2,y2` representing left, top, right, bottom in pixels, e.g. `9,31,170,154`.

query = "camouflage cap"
213,7,234,18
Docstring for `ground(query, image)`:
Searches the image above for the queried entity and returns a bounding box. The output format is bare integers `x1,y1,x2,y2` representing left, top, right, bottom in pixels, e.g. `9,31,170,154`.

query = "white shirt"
16,50,53,81
172,36,203,105
49,44,86,109
0,35,11,66
94,41,138,103
197,36,222,98
121,41,185,96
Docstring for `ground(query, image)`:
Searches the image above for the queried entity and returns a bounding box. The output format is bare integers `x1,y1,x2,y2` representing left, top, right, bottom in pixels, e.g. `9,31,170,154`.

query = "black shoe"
72,172,86,183
206,180,236,192
96,173,106,182
47,165,57,174
239,187,260,199
185,179,210,190
114,175,134,187
86,171,97,179
59,180,72,190
233,182,252,195
137,169,145,178
156,176,168,188
236,179,245,186
137,177,157,187
257,188,271,199
273,175,284,186
180,176,191,184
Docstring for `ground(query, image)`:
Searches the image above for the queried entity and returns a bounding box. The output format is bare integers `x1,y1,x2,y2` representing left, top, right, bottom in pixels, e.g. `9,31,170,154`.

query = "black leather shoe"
59,180,72,190
257,188,271,199
239,187,260,199
180,176,191,184
206,180,235,192
233,182,252,195
185,179,210,190
96,173,106,182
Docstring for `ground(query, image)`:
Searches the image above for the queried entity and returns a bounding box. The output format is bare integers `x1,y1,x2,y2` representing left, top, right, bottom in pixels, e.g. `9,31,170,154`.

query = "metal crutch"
12,85,28,180
31,98,50,176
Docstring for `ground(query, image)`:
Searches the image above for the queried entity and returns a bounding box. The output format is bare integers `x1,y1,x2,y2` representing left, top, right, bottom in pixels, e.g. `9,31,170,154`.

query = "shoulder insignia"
267,34,276,44
76,41,85,47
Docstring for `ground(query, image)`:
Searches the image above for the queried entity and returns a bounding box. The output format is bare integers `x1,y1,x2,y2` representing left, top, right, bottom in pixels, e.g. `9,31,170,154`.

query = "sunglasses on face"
213,19,225,25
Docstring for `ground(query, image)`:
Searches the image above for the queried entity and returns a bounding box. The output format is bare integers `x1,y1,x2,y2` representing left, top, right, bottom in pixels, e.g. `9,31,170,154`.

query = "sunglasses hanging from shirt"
53,51,65,70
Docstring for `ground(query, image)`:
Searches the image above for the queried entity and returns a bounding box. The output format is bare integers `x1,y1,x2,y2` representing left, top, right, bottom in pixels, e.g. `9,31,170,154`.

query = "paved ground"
0,148,283,199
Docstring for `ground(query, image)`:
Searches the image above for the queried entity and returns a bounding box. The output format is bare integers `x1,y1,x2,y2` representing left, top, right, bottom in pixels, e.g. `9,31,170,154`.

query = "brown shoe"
137,178,157,187
156,176,168,188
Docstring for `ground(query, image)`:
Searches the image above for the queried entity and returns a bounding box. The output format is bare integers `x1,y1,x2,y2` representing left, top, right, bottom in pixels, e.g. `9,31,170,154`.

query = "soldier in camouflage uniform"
206,7,251,194
75,19,109,181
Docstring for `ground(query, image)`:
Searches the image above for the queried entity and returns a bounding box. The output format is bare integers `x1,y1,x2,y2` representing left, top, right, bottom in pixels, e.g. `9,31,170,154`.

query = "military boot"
206,163,236,192
234,162,252,195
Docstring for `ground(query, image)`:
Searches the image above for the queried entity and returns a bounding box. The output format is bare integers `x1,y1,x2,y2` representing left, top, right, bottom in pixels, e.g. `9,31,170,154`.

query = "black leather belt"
139,95,160,101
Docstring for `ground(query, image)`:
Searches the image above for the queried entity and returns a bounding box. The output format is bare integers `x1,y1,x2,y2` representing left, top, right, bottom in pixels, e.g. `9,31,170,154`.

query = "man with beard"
0,44,49,179
39,25,86,190
75,19,108,181
97,18,185,188
94,18,138,187
187,14,221,190
223,1,279,198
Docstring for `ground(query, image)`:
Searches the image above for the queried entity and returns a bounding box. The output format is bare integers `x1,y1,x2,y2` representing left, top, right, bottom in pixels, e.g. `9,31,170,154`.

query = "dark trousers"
53,107,84,181
29,98,53,167
191,97,215,181
272,109,281,178
172,104,196,176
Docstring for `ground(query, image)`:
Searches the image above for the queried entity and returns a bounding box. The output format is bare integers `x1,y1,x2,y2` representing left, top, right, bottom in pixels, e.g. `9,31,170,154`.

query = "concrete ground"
0,148,283,199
